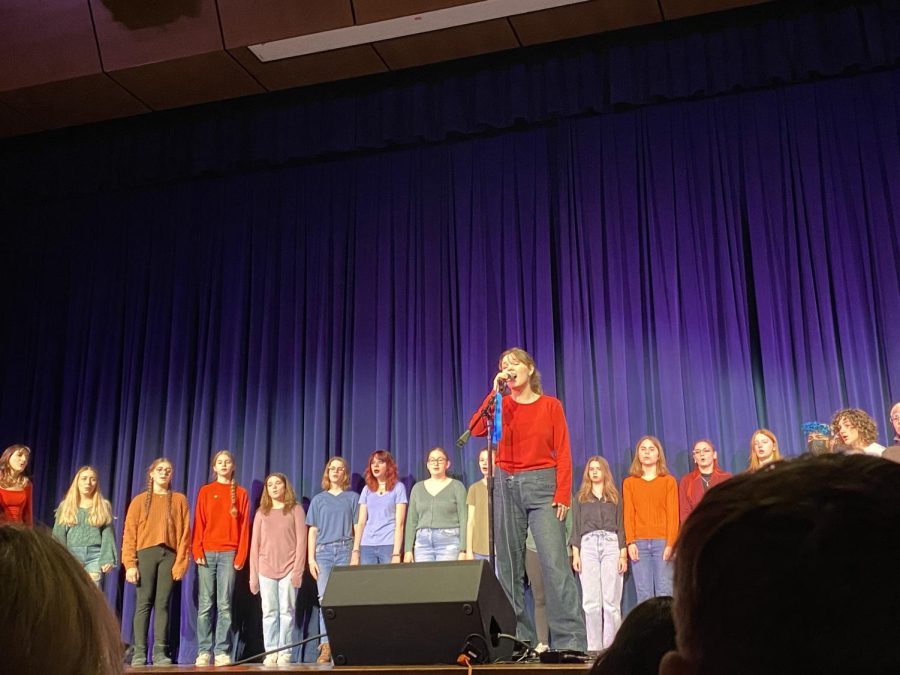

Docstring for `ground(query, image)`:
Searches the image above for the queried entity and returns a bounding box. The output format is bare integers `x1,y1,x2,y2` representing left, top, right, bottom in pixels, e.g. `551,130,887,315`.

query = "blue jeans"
414,528,460,561
315,539,352,643
360,544,394,564
197,550,237,655
259,574,296,656
494,467,586,651
70,544,102,585
631,538,672,603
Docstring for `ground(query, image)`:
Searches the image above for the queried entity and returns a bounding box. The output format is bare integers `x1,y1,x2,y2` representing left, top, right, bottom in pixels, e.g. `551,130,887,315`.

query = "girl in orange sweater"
122,457,191,667
622,436,678,603
191,449,250,667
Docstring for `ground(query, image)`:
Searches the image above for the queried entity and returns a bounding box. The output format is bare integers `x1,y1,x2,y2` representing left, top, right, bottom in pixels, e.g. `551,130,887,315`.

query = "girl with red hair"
351,450,408,565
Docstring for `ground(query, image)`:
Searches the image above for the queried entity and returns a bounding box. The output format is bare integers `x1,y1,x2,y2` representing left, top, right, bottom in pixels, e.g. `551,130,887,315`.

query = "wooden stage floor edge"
126,663,592,673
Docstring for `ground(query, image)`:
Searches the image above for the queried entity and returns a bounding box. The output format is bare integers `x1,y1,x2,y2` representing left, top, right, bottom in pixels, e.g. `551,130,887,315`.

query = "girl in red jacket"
192,450,250,667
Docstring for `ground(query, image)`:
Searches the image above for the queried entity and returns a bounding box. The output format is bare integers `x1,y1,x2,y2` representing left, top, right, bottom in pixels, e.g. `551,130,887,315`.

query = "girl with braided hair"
121,458,191,667
192,450,250,667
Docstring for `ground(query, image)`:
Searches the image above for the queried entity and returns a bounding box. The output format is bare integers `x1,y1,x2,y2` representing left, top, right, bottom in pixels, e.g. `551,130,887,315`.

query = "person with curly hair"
831,408,885,456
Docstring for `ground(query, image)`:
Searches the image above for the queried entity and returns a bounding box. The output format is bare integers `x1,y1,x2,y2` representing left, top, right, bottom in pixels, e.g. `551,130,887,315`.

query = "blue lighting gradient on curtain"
1,50,899,668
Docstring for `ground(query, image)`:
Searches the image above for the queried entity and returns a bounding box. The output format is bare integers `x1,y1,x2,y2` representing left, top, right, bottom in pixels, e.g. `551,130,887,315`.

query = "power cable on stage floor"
221,632,326,666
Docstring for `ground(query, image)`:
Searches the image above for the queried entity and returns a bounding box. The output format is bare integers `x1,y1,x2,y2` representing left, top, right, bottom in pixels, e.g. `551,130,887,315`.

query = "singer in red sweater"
469,347,586,652
192,450,250,667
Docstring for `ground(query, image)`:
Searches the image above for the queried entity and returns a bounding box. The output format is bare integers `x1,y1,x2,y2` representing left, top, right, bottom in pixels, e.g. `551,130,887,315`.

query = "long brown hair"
259,473,298,516
628,436,670,477
55,466,113,527
364,450,398,492
576,456,619,504
211,449,239,517
0,444,31,489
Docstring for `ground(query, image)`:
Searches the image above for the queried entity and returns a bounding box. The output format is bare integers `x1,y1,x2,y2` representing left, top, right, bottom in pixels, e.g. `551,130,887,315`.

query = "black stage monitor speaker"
322,559,516,665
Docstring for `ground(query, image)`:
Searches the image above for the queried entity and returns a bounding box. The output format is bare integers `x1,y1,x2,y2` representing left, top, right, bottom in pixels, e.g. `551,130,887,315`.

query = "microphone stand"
457,392,500,570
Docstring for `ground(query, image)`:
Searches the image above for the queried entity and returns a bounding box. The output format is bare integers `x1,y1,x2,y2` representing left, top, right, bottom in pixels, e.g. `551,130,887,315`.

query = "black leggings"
133,545,175,658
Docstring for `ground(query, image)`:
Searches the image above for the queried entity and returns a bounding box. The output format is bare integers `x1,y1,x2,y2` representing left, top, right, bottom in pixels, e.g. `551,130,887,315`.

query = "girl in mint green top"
53,466,117,584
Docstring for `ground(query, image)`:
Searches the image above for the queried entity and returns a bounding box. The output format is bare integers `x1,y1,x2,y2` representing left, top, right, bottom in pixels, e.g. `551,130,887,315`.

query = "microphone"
456,430,471,447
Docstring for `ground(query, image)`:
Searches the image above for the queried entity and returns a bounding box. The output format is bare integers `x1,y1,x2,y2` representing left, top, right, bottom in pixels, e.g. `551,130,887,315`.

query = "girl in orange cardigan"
191,450,250,667
122,457,191,667
622,436,678,603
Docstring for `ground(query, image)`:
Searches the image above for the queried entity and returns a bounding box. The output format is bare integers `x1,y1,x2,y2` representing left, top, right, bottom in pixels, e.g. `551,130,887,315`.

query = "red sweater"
470,393,573,506
192,481,251,568
623,474,679,546
678,465,732,524
0,483,33,526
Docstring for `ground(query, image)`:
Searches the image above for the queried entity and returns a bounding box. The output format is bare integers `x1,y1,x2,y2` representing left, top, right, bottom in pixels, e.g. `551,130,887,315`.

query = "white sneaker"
535,642,549,654
262,653,278,666
195,653,211,666
276,652,292,665
214,654,232,666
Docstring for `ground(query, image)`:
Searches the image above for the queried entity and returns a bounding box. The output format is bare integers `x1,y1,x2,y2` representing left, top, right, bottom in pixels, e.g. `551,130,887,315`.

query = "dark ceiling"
0,0,770,139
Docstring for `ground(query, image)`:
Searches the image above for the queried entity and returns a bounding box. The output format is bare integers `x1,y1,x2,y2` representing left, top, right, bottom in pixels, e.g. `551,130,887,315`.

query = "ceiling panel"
108,52,264,111
373,18,519,70
660,0,772,20
512,0,662,45
90,0,224,71
231,45,388,91
0,0,101,92
218,0,355,49
353,0,484,24
0,74,148,132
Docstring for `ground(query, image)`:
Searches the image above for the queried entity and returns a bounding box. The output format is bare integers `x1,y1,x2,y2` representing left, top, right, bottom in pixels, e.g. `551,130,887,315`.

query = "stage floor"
126,663,592,674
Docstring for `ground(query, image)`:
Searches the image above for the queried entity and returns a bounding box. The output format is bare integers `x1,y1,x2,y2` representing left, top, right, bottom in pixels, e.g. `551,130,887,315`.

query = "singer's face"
499,355,533,390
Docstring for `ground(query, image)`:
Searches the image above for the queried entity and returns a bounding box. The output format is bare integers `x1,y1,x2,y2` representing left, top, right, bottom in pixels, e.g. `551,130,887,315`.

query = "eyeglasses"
427,458,447,464
891,415,900,423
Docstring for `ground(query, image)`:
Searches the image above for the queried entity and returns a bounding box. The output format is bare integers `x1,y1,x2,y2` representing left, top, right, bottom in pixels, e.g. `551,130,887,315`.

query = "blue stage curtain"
1,4,899,662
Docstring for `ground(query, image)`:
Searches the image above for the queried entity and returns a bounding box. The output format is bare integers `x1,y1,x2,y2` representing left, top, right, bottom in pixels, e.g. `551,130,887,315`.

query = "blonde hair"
0,525,124,674
628,436,670,477
259,473,299,516
0,444,31,489
576,456,619,504
211,450,239,517
55,466,113,528
748,428,782,471
498,347,543,395
321,456,350,491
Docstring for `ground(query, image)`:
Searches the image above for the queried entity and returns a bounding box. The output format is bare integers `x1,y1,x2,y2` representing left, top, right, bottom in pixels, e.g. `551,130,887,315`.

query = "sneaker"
195,653,211,666
535,642,549,654
214,654,233,666
153,655,173,666
276,651,292,665
131,654,147,667
262,653,278,666
316,642,331,664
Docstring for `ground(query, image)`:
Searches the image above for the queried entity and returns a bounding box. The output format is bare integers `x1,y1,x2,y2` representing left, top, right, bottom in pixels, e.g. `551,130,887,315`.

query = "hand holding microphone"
493,369,516,393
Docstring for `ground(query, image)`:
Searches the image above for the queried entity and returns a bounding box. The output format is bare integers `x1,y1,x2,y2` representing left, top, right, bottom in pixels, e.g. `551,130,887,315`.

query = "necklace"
700,474,711,490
